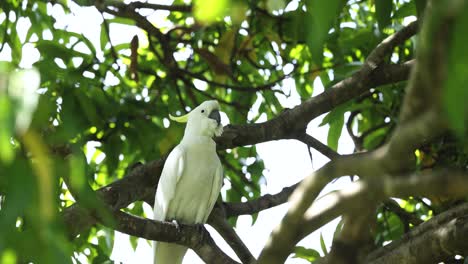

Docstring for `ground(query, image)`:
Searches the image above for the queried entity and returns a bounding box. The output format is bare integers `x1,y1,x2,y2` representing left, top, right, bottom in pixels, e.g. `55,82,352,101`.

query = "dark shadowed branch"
366,202,468,264
295,133,340,160
103,210,240,264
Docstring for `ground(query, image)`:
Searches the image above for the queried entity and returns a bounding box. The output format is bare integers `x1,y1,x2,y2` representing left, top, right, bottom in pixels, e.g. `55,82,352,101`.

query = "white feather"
153,100,224,264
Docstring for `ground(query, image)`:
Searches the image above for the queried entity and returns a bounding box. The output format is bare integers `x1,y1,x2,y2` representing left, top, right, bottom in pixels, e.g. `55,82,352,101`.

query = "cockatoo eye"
201,109,205,113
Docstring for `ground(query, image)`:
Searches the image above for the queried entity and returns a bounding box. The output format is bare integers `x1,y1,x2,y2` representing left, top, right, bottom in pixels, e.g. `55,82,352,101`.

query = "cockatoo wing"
153,145,185,221
203,163,223,222
153,146,186,264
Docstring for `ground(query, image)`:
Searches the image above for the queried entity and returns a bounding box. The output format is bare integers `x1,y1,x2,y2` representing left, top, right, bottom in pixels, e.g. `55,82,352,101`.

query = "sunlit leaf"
320,104,347,151
0,249,17,264
194,0,229,24
293,246,320,262
0,96,14,163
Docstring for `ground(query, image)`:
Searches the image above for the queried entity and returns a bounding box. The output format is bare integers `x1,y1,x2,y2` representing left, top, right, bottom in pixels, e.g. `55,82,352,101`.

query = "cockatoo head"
170,100,223,138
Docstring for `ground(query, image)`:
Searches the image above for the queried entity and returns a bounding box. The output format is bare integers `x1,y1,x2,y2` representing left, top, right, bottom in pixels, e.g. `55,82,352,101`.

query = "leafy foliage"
0,0,467,263
293,246,320,262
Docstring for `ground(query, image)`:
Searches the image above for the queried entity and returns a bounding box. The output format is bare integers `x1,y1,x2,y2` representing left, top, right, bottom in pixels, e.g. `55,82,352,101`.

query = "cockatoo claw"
171,219,181,232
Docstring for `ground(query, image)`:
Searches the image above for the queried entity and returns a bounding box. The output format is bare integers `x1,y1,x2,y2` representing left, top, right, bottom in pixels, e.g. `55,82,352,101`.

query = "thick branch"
257,153,374,264
366,202,468,264
105,210,239,264
286,169,468,264
303,170,468,241
258,107,449,263
217,60,415,149
216,23,417,149
258,20,453,263
313,5,458,261
62,157,166,238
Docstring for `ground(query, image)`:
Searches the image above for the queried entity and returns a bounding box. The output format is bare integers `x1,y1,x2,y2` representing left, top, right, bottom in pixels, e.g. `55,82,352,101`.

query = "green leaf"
375,0,393,31
226,188,242,226
327,115,344,152
320,103,349,151
0,96,14,163
415,0,427,17
108,17,136,26
333,218,344,239
363,126,388,150
305,0,345,63
100,22,108,51
293,246,320,262
75,90,100,125
385,212,404,240
393,2,416,19
443,4,468,138
320,232,328,255
57,92,87,142
36,40,90,62
194,0,229,24
297,82,314,100
129,236,138,252
9,24,23,66
281,11,308,43
0,249,17,264
74,0,94,6
103,134,121,178
30,94,55,129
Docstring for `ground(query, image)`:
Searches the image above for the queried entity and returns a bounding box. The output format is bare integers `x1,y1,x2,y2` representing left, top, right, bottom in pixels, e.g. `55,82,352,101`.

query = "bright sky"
1,1,356,263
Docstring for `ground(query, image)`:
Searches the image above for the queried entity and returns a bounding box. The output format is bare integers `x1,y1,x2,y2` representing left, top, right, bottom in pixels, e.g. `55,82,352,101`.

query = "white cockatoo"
153,100,224,264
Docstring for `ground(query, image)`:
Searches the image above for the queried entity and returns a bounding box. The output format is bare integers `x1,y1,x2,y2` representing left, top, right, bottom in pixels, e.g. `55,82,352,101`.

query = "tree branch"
303,169,468,240
177,68,288,92
62,157,167,238
366,202,468,264
295,133,340,160
283,169,468,264
217,60,414,150
127,2,192,12
257,152,375,263
103,210,240,264
209,208,256,264
256,19,455,263
224,183,298,218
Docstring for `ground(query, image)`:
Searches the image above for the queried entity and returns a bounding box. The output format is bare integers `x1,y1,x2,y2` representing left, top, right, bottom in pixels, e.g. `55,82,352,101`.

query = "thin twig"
296,134,340,160
209,208,256,264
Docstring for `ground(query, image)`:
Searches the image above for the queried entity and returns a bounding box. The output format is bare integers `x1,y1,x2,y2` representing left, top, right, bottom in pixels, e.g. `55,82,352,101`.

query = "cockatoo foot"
171,219,180,231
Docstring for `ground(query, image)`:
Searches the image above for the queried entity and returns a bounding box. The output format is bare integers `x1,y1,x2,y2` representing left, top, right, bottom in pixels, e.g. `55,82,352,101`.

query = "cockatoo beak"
208,110,221,125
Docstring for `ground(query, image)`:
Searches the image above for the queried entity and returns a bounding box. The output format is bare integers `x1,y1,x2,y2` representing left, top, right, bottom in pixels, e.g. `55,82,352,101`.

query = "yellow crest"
169,113,189,123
